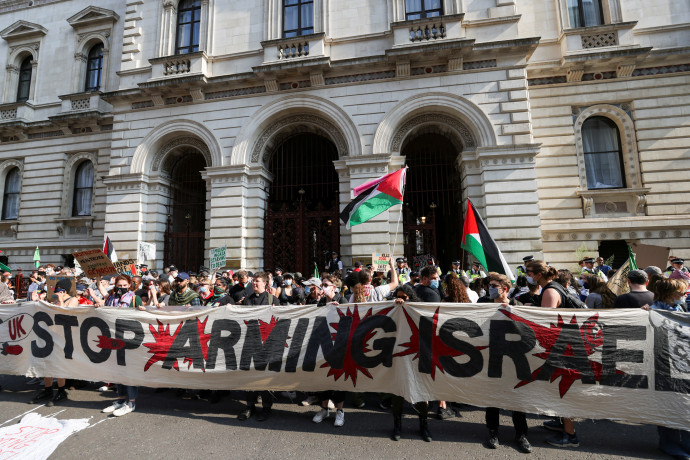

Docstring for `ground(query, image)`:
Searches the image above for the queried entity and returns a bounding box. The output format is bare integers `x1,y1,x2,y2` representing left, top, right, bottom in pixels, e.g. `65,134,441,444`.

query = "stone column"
200,0,210,52
28,60,38,102
102,173,149,260
462,144,543,268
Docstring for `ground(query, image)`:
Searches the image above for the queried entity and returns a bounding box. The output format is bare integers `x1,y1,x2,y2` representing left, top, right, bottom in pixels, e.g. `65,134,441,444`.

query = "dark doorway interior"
403,133,463,272
264,133,340,275
165,150,206,272
598,239,630,269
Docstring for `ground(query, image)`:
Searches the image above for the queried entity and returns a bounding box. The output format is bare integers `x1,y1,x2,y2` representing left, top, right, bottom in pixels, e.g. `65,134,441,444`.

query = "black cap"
410,271,419,277
55,279,72,292
354,261,361,267
672,258,684,264
523,255,534,262
472,261,480,266
140,264,148,269
275,267,283,272
452,260,461,265
189,272,197,277
583,257,595,263
168,266,178,271
396,257,404,263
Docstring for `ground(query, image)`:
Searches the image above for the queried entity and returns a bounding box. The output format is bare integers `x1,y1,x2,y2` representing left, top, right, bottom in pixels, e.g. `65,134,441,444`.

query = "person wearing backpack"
525,260,581,448
238,272,279,422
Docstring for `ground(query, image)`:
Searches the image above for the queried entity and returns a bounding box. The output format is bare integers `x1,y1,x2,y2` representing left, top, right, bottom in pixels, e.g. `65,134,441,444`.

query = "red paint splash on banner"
321,305,393,386
143,320,183,371
95,336,125,350
183,317,211,371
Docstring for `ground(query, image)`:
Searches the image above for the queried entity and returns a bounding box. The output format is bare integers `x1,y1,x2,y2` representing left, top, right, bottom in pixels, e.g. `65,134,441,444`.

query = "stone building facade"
0,0,687,273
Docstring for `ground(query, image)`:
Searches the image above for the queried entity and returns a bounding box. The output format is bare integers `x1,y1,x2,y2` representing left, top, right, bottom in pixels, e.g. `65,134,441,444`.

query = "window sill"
0,219,19,239
390,13,465,48
55,216,94,238
260,33,327,64
0,102,35,123
577,187,650,217
559,21,640,55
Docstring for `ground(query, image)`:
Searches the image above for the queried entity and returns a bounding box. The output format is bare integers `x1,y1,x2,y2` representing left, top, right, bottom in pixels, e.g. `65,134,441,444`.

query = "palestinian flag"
461,199,514,280
340,167,407,229
103,235,118,262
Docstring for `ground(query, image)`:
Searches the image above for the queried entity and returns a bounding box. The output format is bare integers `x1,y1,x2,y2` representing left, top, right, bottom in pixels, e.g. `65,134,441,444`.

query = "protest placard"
210,246,227,270
45,276,76,302
371,252,391,272
114,259,137,276
138,242,156,263
72,249,117,278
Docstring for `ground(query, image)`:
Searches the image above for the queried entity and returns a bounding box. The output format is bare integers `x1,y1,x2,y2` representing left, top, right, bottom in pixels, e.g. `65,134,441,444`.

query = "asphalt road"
0,375,667,460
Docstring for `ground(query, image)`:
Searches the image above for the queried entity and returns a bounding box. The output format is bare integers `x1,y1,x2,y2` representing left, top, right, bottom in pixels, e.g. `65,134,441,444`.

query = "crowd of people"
0,252,688,458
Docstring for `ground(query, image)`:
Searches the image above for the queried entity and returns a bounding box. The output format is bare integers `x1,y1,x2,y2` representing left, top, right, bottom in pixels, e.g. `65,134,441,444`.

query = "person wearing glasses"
317,275,344,306
481,273,531,454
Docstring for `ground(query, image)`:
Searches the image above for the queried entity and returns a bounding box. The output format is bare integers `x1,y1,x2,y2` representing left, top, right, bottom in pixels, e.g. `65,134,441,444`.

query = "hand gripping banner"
0,302,688,430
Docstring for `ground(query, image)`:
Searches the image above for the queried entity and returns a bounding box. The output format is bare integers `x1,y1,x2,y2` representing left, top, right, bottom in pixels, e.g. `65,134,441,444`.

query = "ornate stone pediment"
67,6,120,29
0,21,47,42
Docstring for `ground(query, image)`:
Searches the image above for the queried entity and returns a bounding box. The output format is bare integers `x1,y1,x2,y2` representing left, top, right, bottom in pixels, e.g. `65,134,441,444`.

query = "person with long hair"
443,274,470,303
651,278,688,312
525,260,579,448
348,258,397,303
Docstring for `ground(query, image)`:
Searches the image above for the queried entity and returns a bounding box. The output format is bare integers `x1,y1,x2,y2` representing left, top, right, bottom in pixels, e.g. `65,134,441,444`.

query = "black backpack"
542,281,587,309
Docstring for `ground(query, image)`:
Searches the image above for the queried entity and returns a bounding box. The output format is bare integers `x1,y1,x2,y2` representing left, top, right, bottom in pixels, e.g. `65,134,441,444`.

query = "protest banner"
0,413,89,460
0,301,688,430
113,259,137,276
138,242,156,263
371,252,391,272
45,276,76,302
210,246,227,270
72,249,117,278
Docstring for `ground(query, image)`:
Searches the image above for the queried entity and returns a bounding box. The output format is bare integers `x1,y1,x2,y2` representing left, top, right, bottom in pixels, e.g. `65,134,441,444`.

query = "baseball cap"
303,277,322,287
176,272,190,280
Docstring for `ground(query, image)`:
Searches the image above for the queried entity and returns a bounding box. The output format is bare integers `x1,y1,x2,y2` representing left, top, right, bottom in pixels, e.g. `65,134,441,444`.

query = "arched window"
582,116,625,189
175,0,201,54
16,56,32,102
405,0,443,20
283,0,314,37
2,167,21,220
567,0,604,28
85,43,104,92
72,161,94,216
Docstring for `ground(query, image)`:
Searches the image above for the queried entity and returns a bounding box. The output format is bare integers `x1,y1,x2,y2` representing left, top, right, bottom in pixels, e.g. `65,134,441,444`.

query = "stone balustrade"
149,51,209,80
260,33,327,64
391,14,464,48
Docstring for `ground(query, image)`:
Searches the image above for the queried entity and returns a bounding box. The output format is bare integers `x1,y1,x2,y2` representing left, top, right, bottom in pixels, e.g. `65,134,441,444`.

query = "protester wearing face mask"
650,278,688,312
414,265,441,302
168,272,202,309
480,273,531,453
317,275,344,306
197,276,213,305
278,273,305,305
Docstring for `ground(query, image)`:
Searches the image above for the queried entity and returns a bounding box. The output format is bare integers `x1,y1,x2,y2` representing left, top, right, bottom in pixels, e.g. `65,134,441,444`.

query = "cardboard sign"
45,276,76,302
113,259,137,276
210,246,227,270
138,242,156,263
72,249,117,278
372,252,391,272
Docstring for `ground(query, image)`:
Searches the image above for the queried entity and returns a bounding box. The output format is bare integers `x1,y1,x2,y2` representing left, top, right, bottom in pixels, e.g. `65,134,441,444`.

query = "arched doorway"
164,150,207,272
264,133,340,274
402,133,463,271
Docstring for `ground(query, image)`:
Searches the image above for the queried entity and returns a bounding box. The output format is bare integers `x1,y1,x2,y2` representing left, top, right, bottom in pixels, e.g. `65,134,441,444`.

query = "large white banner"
0,302,688,430
0,413,89,459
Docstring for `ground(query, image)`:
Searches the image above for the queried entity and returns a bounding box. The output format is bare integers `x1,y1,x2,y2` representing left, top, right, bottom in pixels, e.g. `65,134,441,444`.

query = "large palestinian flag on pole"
461,199,514,280
340,167,407,229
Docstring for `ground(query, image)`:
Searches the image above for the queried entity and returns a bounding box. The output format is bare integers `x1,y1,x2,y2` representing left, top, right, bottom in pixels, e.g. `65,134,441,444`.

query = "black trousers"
485,407,528,436
391,395,428,418
317,391,346,405
246,390,273,409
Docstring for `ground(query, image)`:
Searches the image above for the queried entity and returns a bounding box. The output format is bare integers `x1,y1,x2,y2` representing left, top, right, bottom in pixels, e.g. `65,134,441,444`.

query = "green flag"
628,245,638,271
0,261,10,272
33,246,40,268
313,262,319,279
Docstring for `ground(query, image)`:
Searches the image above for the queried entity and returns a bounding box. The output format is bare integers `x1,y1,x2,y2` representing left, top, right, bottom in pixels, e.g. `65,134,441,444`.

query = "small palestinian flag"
461,199,514,280
103,235,119,262
340,167,407,229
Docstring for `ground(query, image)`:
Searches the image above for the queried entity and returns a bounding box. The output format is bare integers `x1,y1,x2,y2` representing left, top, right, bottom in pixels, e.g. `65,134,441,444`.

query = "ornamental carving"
153,137,212,171
390,113,476,152
250,114,348,163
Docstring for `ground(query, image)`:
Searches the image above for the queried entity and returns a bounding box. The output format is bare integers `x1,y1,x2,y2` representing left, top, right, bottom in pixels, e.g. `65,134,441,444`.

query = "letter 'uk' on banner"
0,302,688,430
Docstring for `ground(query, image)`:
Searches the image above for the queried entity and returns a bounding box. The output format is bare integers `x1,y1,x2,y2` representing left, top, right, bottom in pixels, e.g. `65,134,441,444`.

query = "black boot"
392,414,402,441
419,416,432,442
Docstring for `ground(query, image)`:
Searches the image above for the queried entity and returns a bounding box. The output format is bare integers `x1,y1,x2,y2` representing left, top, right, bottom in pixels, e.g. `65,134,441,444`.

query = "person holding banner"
525,260,580,448
348,258,398,303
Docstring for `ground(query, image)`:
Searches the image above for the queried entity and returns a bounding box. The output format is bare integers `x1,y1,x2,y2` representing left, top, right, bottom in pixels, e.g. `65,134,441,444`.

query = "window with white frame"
283,0,314,37
72,161,94,216
405,0,443,20
567,0,604,28
175,0,201,54
581,116,625,189
2,167,20,220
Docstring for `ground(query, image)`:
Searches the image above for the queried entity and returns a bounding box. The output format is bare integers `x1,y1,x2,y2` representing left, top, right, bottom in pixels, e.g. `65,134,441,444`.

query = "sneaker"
301,395,318,406
312,408,329,423
334,410,345,427
29,388,53,404
327,400,335,410
237,406,255,421
543,418,564,432
47,388,67,407
113,402,135,417
256,407,272,422
515,434,532,453
437,407,455,420
546,432,579,448
102,401,125,414
486,430,499,449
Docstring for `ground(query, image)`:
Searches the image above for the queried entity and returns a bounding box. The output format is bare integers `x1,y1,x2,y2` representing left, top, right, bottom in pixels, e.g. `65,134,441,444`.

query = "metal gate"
403,133,463,271
264,133,340,275
164,151,206,272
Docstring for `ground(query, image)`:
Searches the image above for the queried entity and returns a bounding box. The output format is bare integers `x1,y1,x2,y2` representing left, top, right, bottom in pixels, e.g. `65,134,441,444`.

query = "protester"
168,272,201,309
651,278,688,312
278,273,305,305
613,269,654,308
348,258,397,303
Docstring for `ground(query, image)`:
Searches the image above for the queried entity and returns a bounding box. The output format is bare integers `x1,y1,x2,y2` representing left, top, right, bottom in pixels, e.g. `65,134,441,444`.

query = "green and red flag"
461,199,514,280
340,167,407,229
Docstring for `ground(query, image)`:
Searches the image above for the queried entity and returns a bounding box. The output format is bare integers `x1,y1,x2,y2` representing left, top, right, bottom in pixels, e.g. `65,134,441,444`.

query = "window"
16,57,32,102
2,167,20,220
85,44,103,92
283,0,314,38
582,116,625,189
72,161,94,216
175,0,201,54
568,0,604,28
405,0,443,20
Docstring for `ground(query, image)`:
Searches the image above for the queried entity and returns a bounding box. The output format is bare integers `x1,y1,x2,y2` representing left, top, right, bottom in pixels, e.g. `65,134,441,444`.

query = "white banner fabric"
0,302,688,430
0,413,89,459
